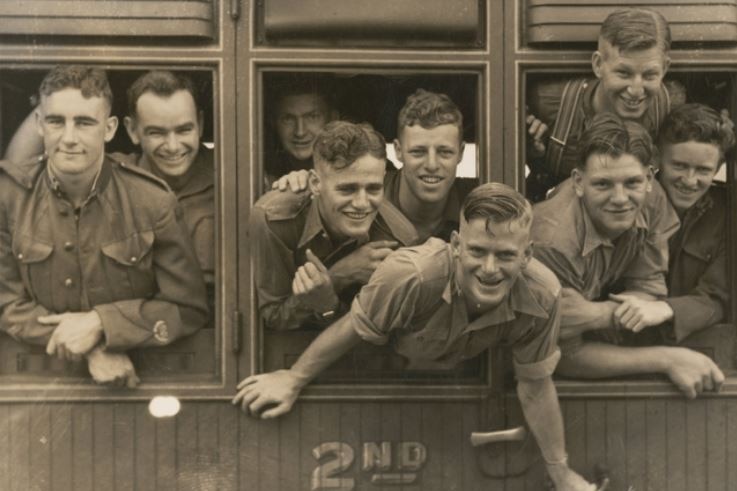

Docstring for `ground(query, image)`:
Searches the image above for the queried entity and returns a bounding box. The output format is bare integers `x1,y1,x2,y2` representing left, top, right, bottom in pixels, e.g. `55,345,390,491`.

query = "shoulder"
0,155,45,190
110,155,171,194
531,180,577,243
108,151,140,167
374,238,451,292
252,188,311,222
523,258,562,300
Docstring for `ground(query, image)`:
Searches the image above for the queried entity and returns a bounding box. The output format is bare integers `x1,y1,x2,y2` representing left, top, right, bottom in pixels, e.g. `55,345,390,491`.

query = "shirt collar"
138,147,214,197
579,197,647,257
45,156,110,204
298,197,329,249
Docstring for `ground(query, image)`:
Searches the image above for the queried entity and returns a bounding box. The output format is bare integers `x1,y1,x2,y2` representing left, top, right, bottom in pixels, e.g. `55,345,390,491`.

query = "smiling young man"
526,8,683,200
603,104,734,353
251,121,417,331
237,183,596,491
531,112,724,398
0,65,208,386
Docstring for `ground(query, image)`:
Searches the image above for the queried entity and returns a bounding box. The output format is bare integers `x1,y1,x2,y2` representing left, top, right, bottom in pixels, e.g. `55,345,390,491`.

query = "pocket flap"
12,236,53,264
101,230,155,266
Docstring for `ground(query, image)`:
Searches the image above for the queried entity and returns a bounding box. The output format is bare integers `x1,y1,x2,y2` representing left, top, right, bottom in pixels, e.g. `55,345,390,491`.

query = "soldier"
274,89,478,242
251,120,417,331
531,112,724,398
605,104,734,359
526,8,682,201
0,65,208,386
235,183,597,491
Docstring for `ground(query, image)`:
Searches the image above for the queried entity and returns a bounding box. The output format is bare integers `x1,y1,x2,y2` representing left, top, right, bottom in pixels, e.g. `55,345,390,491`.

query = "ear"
123,116,140,145
662,55,671,77
521,240,533,269
458,140,466,162
198,110,205,138
104,116,119,143
450,230,461,257
571,168,585,197
34,107,44,138
393,138,403,163
307,169,321,196
645,165,654,192
591,50,603,79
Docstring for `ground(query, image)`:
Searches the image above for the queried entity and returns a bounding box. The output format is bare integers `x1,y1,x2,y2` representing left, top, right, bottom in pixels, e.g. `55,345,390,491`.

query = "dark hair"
462,182,533,232
599,8,671,54
273,74,335,111
657,103,736,162
127,70,198,117
397,89,463,136
313,121,386,170
578,113,656,169
39,65,113,109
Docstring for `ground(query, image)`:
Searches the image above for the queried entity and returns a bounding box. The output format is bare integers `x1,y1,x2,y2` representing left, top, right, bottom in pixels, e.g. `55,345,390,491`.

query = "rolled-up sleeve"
350,251,421,345
95,195,208,350
511,293,562,381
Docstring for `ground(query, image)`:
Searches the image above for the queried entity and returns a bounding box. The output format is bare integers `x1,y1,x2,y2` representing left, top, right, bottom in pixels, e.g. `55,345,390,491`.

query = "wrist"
656,301,674,323
598,301,619,330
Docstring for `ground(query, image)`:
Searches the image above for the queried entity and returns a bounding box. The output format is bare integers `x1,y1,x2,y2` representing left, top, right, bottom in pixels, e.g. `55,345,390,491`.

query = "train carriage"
0,1,735,490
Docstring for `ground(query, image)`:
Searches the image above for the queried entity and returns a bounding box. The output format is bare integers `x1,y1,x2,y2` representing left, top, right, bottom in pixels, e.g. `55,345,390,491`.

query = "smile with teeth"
621,96,645,108
344,211,371,220
477,275,504,287
420,176,443,184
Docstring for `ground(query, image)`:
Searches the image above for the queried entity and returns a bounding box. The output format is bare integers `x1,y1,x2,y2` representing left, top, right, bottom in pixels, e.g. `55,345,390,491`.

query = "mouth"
673,185,699,196
476,275,504,288
419,175,444,185
620,96,646,110
344,211,372,221
292,140,313,149
157,153,189,165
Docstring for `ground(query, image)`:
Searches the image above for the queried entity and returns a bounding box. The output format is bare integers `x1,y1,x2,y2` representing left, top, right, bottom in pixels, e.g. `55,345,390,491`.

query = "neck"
49,159,101,208
398,174,448,225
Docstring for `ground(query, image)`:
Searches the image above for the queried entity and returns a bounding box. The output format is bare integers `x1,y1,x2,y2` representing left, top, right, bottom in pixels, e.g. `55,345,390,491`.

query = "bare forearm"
4,110,43,163
517,377,567,463
557,341,668,379
560,290,617,339
290,314,362,386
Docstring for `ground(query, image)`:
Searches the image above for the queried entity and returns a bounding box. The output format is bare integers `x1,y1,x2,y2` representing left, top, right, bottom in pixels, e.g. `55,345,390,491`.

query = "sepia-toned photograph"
0,1,735,489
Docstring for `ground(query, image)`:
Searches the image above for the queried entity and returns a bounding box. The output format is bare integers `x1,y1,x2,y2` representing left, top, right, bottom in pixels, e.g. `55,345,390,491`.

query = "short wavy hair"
397,89,463,136
462,182,533,232
578,113,656,169
599,8,671,55
657,103,736,162
313,121,386,170
39,65,113,110
127,70,198,118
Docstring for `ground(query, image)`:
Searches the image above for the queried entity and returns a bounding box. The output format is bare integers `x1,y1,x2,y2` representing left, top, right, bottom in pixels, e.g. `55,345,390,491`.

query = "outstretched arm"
3,110,43,163
232,313,362,418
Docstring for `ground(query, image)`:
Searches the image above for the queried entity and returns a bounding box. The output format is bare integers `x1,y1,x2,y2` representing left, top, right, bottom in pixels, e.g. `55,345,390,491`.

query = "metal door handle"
470,426,526,447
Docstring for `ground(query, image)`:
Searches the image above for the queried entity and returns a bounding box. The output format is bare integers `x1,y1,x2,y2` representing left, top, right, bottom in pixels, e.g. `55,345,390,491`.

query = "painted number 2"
311,442,355,491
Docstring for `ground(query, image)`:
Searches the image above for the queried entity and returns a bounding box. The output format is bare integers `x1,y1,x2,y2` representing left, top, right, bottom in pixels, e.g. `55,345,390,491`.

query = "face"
659,141,721,213
36,87,118,178
573,152,652,240
592,42,669,120
124,90,202,177
394,124,464,204
310,154,385,241
276,94,334,161
451,217,532,313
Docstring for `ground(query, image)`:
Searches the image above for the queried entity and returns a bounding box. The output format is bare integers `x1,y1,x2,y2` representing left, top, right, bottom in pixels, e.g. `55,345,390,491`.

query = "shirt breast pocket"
100,230,155,296
12,237,54,304
682,241,714,268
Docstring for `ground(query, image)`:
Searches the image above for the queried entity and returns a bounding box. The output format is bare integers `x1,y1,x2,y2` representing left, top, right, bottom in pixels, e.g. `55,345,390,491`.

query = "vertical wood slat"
196,403,221,491
706,399,727,491
29,405,51,490
175,402,198,491
255,411,280,490
239,405,261,491
605,401,626,491
645,400,667,491
114,404,136,491
727,400,737,489
155,411,177,491
9,405,30,490
666,401,687,491
279,403,301,490
217,404,239,491
585,401,606,477
459,402,481,491
563,400,587,475
72,404,94,491
93,405,115,491
134,404,157,491
0,405,9,491
300,403,322,491
50,404,73,491
686,402,707,491
359,402,383,490
625,400,647,491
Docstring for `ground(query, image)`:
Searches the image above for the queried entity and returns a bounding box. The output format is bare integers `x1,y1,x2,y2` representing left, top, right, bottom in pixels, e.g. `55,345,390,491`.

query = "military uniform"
383,169,478,242
251,189,418,331
0,154,208,350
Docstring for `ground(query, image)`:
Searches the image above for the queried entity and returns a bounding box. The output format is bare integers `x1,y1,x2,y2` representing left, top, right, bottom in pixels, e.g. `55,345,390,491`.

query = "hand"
42,311,103,361
272,170,310,193
526,112,549,157
232,369,304,418
609,293,674,332
664,347,724,399
329,240,399,288
546,462,598,490
86,346,140,388
293,249,340,314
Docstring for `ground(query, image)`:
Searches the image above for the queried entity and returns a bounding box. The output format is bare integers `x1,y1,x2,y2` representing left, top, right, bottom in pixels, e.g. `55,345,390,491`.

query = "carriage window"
523,68,736,383
257,70,488,385
0,66,224,391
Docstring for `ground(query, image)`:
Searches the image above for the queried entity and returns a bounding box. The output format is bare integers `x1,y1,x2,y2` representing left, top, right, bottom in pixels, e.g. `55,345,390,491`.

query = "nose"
682,169,698,187
352,189,369,209
627,75,644,98
164,132,179,152
481,254,498,274
425,149,439,172
61,122,78,145
610,184,628,205
295,117,306,137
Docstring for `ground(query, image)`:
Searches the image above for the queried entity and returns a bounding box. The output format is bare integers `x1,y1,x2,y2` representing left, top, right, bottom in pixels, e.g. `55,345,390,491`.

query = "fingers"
261,402,291,419
127,372,140,388
305,249,328,273
292,272,306,295
608,293,628,303
367,240,399,250
710,362,725,392
371,247,395,262
289,171,309,193
38,314,63,325
275,177,288,191
237,374,260,390
46,335,58,356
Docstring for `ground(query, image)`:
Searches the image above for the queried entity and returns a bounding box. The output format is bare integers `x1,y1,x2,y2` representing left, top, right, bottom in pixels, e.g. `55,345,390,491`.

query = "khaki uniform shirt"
351,238,562,378
0,155,208,350
665,185,728,342
251,189,418,331
383,169,478,242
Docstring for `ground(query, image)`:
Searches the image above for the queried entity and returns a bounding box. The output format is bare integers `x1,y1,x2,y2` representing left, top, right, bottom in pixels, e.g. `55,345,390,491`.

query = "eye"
497,252,517,261
439,149,455,158
468,247,485,257
409,149,425,157
592,181,610,190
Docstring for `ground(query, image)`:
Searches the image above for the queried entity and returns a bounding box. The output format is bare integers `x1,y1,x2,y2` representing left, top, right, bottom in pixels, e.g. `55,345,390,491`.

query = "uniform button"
64,278,73,288
153,320,169,342
64,241,74,251
130,256,138,264
16,253,23,260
